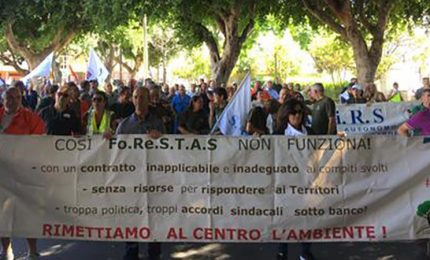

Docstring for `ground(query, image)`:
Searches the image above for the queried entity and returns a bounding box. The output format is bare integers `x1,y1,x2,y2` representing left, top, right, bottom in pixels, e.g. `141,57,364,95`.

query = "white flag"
86,48,109,83
210,73,252,136
21,52,54,84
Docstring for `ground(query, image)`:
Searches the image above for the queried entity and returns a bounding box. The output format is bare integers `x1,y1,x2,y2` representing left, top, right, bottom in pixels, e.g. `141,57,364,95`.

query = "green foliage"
1,1,92,53
166,0,278,51
308,32,354,85
172,47,210,81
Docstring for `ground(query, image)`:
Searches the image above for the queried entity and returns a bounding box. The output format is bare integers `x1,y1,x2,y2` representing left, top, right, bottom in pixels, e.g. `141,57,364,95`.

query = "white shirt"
284,123,307,137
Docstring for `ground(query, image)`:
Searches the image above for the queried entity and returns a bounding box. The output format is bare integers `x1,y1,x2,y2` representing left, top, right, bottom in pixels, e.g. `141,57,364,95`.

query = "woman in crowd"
82,90,114,137
275,97,314,260
178,95,209,135
276,98,312,136
364,82,386,103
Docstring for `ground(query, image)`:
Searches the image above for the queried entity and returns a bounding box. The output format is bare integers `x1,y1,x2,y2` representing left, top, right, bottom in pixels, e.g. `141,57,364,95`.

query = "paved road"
7,239,430,259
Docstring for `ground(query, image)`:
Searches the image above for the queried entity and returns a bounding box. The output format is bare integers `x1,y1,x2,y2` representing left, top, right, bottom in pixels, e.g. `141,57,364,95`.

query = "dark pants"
124,242,161,260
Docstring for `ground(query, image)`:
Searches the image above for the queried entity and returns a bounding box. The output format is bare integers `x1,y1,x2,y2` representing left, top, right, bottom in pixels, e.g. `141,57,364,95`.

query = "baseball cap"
352,84,363,91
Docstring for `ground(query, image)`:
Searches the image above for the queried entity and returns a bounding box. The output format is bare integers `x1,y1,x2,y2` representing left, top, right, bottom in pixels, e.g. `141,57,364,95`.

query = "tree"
167,0,278,86
280,0,429,84
150,24,180,84
0,1,94,71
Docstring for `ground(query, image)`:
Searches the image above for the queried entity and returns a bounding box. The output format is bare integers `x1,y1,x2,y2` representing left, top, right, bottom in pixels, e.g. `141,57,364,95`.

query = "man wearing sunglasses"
38,86,81,135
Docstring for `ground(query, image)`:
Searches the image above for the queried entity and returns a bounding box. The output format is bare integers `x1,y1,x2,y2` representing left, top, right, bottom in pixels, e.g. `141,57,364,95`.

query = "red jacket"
0,107,45,135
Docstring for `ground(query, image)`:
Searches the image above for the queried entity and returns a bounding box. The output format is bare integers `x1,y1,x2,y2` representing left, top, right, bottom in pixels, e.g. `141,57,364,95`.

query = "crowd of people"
0,74,430,259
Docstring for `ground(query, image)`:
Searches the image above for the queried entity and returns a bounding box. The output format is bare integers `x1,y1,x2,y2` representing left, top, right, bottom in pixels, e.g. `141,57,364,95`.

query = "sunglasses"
290,110,303,115
92,97,104,102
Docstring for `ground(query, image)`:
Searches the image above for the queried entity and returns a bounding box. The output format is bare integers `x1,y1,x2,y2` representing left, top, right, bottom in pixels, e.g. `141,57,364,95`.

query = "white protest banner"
336,102,418,135
1,135,430,242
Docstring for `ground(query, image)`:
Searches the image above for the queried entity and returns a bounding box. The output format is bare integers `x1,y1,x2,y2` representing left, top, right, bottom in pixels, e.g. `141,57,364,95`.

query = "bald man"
0,87,45,260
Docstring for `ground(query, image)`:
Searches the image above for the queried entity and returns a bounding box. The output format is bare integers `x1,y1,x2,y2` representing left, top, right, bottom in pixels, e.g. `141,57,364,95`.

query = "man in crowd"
104,82,118,107
209,87,228,130
398,88,430,136
36,84,58,113
415,77,430,100
111,86,135,129
116,87,165,260
309,83,337,135
39,86,81,135
265,80,279,100
0,87,45,260
171,84,190,133
149,86,174,134
187,83,198,97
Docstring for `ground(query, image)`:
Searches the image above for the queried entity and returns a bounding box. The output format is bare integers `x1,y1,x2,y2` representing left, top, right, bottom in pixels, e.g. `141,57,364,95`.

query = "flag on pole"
21,52,54,85
86,48,109,84
210,73,252,136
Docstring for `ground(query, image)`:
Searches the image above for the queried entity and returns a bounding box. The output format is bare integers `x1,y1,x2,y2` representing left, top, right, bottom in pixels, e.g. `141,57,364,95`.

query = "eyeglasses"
92,97,103,102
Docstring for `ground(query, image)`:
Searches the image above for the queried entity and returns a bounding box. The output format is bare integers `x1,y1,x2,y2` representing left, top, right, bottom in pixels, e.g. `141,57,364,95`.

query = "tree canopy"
279,0,430,84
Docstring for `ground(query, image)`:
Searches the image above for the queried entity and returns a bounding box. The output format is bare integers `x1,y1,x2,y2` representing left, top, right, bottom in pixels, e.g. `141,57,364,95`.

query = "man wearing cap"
0,87,45,260
398,88,430,136
346,84,367,104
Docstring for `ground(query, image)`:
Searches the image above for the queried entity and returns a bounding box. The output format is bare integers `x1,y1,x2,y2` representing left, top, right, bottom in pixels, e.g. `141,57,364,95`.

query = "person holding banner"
82,91,114,137
116,87,164,260
0,87,45,260
275,98,314,260
275,98,312,136
398,88,430,137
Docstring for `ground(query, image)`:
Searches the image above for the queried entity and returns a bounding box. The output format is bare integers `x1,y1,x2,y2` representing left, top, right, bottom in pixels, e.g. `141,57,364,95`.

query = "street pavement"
6,239,430,259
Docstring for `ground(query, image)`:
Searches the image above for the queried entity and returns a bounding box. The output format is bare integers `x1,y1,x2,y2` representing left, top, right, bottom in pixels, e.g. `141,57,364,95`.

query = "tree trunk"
300,0,392,85
162,53,167,84
210,39,241,87
349,33,381,84
26,54,47,71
